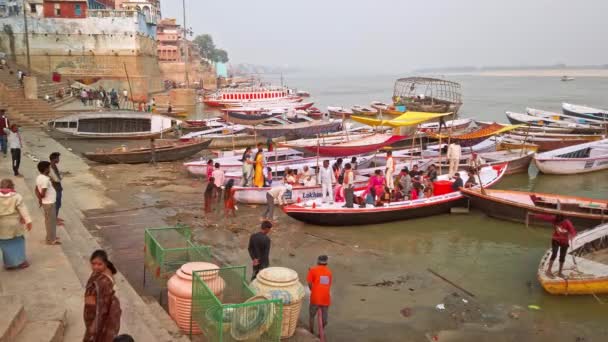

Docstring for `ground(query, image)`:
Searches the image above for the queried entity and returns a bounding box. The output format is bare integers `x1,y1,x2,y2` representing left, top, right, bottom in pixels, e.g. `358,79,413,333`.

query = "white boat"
418,118,473,132
47,111,178,140
526,108,607,127
534,139,608,175
203,86,300,107
233,175,370,205
421,136,499,157
562,103,608,121
506,111,598,130
184,148,305,176
561,76,575,82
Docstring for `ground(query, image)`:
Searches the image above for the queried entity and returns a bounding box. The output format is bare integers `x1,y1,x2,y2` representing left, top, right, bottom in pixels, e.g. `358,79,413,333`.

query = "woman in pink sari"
334,175,345,202
370,170,385,200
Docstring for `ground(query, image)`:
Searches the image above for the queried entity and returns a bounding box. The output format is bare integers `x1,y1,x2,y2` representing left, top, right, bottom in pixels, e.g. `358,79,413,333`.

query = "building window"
54,3,61,16
29,4,36,13
75,4,81,16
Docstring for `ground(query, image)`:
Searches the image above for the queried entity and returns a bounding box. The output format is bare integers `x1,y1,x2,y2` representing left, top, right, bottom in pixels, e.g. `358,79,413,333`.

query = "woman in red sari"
84,250,122,342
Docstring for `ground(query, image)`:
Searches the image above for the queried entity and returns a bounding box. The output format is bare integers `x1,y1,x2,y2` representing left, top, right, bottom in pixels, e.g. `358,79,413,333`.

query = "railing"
88,9,137,18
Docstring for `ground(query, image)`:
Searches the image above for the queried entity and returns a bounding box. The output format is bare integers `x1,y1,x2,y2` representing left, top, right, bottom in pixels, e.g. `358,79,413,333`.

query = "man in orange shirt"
307,255,332,336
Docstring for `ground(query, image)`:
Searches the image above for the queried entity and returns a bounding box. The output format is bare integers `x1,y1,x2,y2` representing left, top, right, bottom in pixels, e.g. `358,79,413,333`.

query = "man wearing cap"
307,255,332,336
262,184,292,221
248,220,272,280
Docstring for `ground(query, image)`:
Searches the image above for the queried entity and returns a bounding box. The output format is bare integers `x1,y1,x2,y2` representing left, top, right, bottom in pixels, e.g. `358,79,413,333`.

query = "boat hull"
48,128,174,140
538,250,608,295
234,180,369,205
284,194,466,226
461,188,607,230
534,157,608,175
84,139,211,164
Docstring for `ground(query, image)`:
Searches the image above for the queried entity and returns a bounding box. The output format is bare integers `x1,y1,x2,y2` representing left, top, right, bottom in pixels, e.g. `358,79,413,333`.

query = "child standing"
224,179,236,218
206,159,214,180
264,167,273,187
204,177,215,214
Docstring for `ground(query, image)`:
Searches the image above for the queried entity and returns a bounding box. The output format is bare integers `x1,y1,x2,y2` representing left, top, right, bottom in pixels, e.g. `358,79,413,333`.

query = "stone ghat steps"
0,295,65,342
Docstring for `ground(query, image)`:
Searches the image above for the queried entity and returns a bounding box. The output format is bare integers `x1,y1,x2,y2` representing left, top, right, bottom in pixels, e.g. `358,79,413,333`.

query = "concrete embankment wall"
0,14,163,99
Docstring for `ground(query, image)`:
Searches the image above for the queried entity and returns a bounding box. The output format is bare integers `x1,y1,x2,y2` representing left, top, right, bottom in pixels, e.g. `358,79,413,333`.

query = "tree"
193,34,215,59
213,49,229,63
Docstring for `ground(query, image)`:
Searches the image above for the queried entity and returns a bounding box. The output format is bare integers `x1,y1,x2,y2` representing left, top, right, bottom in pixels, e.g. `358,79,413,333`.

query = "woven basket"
281,300,303,338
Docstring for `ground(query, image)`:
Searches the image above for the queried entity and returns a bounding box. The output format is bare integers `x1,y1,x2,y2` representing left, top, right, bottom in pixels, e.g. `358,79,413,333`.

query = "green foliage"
193,34,229,63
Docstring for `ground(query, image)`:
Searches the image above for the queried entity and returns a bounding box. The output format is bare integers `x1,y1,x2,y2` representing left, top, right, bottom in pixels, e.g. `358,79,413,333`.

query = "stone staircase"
0,62,76,127
0,295,65,342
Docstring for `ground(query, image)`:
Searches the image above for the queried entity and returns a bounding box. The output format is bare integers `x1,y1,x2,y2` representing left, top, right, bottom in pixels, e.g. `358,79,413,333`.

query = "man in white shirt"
447,143,462,178
385,150,395,191
3,124,22,176
36,161,59,245
318,160,335,203
212,162,225,201
263,184,292,221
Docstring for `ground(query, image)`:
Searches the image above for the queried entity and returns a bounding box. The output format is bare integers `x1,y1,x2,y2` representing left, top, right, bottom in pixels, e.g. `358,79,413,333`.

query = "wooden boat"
560,76,575,82
184,148,305,176
502,134,602,152
370,101,390,111
351,105,377,116
538,223,608,295
534,139,608,175
460,188,608,230
83,139,211,164
282,164,507,226
419,118,472,133
562,103,608,121
475,120,575,134
280,134,408,157
203,86,298,107
233,175,370,205
497,140,539,152
327,106,353,117
506,111,600,132
526,108,607,127
225,111,275,125
246,120,342,139
47,111,178,140
223,102,314,112
296,90,311,97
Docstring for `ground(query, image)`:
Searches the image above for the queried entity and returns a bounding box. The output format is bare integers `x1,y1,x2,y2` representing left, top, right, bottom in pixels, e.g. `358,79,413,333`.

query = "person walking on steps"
307,255,332,337
84,250,122,342
531,213,577,278
318,160,335,204
248,220,272,280
49,152,64,225
4,124,22,176
0,110,10,157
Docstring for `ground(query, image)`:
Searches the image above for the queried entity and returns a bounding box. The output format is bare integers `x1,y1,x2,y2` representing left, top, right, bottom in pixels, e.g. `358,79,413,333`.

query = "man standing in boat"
385,150,395,192
318,160,335,204
530,214,577,278
342,164,355,208
447,142,462,177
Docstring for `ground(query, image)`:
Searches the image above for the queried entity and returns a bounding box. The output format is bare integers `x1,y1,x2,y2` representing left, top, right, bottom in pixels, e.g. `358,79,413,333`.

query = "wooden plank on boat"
450,207,470,214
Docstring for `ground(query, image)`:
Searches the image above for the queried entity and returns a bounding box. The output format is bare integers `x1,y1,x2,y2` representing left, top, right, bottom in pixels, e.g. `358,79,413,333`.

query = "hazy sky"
161,0,607,72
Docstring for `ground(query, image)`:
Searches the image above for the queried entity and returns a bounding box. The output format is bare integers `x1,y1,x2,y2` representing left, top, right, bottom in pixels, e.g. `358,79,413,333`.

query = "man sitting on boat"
531,214,577,278
451,173,463,191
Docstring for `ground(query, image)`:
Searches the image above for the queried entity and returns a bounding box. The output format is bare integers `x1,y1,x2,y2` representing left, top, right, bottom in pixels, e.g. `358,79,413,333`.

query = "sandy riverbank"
66,154,604,342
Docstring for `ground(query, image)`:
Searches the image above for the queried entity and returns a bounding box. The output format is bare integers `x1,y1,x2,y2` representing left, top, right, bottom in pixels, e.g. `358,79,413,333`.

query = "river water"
190,73,608,335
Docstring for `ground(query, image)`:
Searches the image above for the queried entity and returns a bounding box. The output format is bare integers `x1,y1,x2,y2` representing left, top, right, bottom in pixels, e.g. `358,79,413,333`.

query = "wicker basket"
249,267,305,338
281,300,303,338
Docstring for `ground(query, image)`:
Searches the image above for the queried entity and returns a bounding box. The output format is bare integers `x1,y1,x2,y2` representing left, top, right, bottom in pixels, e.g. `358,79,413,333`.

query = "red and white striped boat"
203,87,302,107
